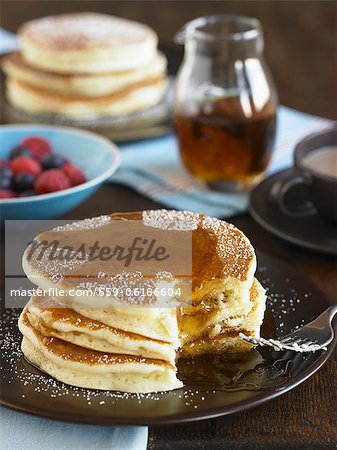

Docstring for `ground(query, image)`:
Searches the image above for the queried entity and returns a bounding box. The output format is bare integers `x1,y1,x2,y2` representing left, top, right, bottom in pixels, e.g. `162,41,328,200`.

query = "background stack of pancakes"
18,210,266,394
3,13,167,119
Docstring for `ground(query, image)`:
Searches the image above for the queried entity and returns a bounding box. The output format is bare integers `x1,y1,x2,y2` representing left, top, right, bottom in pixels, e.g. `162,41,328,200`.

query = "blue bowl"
0,125,120,219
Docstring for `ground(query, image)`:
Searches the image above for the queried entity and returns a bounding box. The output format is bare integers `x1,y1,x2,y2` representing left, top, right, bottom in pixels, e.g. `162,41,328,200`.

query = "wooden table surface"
61,184,337,450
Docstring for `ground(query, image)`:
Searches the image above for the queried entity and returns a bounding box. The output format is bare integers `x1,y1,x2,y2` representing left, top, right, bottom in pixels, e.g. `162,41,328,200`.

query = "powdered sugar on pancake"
20,13,156,50
142,209,255,281
142,210,199,231
53,215,111,232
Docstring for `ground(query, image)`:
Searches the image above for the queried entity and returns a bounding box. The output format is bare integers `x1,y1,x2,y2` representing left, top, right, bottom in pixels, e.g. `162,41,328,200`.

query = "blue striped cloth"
113,106,334,217
0,407,148,450
0,28,19,54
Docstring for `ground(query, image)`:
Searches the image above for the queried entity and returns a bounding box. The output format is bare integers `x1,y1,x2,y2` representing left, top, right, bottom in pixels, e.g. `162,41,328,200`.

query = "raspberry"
10,157,41,176
0,189,16,199
21,136,52,161
62,163,86,186
35,169,71,194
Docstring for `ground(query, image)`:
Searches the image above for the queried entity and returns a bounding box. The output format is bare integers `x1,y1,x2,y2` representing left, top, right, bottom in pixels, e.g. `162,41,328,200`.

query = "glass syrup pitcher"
174,15,278,192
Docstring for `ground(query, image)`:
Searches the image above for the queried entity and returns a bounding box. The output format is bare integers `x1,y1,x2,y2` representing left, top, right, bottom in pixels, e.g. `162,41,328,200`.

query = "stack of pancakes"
3,13,167,119
18,210,266,393
19,302,182,393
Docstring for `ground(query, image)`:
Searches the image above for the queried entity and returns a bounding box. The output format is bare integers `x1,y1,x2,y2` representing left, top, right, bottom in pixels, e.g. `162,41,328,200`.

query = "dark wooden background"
1,1,337,449
1,0,337,120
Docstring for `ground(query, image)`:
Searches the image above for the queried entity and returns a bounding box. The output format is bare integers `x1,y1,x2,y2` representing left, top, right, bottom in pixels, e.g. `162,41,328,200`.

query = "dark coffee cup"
276,126,337,223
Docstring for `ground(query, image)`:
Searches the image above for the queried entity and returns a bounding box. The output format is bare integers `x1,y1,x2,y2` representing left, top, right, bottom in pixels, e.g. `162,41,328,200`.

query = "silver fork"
240,304,337,353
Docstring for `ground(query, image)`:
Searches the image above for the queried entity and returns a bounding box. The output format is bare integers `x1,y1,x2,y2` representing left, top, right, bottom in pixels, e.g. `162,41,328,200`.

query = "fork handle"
327,304,337,321
313,304,337,327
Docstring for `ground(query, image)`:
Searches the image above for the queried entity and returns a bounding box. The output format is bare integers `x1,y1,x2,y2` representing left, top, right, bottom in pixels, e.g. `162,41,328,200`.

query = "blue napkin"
112,106,334,217
0,407,148,450
0,28,19,54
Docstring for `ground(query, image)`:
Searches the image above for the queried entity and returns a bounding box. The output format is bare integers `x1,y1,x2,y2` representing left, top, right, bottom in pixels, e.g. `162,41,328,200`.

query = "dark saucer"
249,169,337,255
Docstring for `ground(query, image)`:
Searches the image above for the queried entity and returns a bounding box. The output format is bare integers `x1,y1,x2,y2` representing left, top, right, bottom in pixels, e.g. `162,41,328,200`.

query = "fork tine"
242,304,337,353
287,338,302,345
240,333,328,353
280,335,306,344
297,338,318,345
291,340,323,352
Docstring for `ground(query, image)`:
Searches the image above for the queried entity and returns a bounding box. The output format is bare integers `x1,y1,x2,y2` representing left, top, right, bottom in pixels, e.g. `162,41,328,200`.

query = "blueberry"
13,173,35,191
0,176,12,190
9,146,31,160
19,190,36,197
41,154,65,170
0,166,13,179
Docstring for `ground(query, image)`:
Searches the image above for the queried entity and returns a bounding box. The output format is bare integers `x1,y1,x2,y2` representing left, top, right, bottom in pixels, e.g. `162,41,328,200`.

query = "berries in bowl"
0,126,120,219
1,136,87,199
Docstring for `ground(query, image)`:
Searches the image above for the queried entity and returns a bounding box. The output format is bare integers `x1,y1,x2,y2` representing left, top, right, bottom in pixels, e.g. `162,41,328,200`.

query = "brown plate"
1,252,336,425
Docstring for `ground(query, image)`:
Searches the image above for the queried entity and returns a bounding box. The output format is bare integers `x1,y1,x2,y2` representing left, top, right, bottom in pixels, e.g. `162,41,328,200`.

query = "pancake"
27,297,180,348
3,52,167,98
180,278,266,357
6,77,167,118
180,278,265,345
69,306,180,344
18,13,158,73
19,308,182,393
27,296,177,363
19,210,264,393
22,211,256,310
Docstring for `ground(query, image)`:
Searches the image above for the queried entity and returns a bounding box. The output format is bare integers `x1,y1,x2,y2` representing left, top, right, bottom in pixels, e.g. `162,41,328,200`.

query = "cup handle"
275,174,317,217
174,28,187,44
